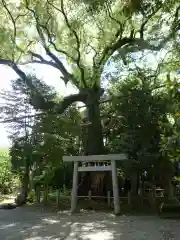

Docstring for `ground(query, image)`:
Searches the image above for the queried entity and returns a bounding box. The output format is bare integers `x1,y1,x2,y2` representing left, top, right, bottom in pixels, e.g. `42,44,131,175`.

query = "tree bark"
80,92,107,196
85,100,104,155
160,160,174,202
15,159,30,206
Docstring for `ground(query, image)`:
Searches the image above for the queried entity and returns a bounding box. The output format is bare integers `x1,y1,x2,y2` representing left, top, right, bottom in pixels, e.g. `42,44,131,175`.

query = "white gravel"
0,206,180,240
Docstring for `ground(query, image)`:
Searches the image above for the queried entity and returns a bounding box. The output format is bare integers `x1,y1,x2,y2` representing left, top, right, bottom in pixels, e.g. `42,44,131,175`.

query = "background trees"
0,75,82,201
0,0,179,207
0,149,14,195
0,0,179,155
1,63,179,205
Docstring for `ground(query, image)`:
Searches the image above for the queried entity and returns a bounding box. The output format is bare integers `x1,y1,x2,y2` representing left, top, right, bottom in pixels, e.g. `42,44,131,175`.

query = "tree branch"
47,0,87,88
99,27,177,69
0,59,35,90
1,0,30,62
21,59,59,69
16,41,34,63
87,43,98,69
54,92,87,114
99,4,179,70
0,58,55,112
1,0,16,59
106,5,123,39
139,5,162,39
24,0,78,87
37,14,77,63
0,58,88,115
20,51,60,70
0,93,87,126
98,6,132,68
99,37,134,67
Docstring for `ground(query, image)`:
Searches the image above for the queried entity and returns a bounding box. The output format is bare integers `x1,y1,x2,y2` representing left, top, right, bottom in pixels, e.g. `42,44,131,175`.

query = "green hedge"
159,198,180,218
160,203,180,213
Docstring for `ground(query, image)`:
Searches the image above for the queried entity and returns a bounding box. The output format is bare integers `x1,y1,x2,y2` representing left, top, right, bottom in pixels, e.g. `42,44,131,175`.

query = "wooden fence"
34,186,166,210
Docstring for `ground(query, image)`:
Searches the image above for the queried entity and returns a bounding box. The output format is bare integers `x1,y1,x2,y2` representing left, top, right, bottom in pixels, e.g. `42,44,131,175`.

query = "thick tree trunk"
160,160,174,202
85,99,104,155
80,93,107,196
15,160,30,206
131,172,138,196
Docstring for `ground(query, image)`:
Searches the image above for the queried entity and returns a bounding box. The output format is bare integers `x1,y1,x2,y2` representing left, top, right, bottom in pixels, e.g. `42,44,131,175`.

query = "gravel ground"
0,206,180,240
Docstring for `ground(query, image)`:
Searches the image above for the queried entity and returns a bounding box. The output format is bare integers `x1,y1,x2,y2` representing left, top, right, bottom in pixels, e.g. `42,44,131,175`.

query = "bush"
0,151,14,194
28,190,36,203
48,186,71,202
48,192,56,202
159,197,180,218
163,197,180,205
160,203,180,213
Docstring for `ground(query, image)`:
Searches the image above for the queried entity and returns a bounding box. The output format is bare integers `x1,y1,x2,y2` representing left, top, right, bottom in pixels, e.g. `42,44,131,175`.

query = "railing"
34,188,164,209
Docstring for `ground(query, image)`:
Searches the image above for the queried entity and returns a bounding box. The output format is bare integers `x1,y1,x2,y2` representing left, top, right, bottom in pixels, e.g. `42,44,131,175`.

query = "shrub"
28,190,36,203
159,197,180,218
160,203,180,213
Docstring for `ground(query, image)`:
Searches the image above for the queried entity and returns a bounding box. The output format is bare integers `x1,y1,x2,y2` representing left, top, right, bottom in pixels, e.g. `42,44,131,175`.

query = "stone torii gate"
63,153,127,215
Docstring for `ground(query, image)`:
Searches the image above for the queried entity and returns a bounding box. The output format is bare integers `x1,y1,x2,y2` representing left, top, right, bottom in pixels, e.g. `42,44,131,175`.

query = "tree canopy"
0,0,179,111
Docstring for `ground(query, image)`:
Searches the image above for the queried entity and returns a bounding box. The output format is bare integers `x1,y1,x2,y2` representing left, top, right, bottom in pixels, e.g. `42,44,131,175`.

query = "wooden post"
153,186,156,198
107,190,111,207
88,190,91,200
111,160,120,215
71,161,79,212
43,185,48,204
36,188,41,204
152,185,156,209
139,185,143,206
128,191,131,206
56,189,60,208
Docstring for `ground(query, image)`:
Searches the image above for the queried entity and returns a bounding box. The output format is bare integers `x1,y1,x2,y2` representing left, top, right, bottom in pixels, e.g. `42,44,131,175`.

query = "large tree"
0,0,179,155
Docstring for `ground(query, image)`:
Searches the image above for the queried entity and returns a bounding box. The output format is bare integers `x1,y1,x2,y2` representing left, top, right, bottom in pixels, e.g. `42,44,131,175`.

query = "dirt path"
0,206,180,240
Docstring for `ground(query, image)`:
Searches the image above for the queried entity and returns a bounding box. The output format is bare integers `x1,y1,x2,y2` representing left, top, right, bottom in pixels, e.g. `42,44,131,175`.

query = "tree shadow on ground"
0,206,180,239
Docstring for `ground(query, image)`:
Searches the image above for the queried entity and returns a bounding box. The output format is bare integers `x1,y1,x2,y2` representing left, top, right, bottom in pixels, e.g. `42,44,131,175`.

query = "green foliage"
48,187,71,201
5,70,179,197
28,104,82,188
0,149,15,194
5,75,82,190
160,204,180,213
160,77,180,166
0,0,178,90
106,77,167,176
160,198,180,216
28,190,36,202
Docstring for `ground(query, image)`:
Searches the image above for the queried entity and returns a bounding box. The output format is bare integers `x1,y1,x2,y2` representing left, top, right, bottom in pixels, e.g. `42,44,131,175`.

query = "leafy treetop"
0,0,179,111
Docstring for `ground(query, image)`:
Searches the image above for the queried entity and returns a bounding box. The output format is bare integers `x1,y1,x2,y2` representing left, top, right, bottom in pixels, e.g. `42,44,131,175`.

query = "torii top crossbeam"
63,154,127,162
